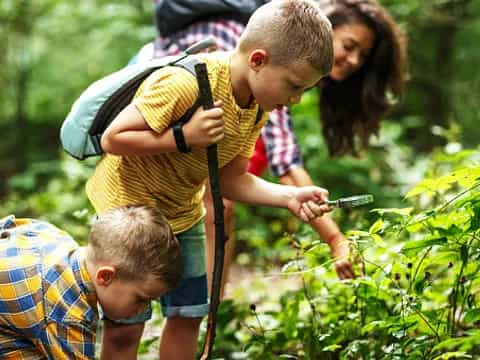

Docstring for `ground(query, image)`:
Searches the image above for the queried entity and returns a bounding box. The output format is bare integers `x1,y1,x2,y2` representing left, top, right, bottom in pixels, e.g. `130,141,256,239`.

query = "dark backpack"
155,0,268,36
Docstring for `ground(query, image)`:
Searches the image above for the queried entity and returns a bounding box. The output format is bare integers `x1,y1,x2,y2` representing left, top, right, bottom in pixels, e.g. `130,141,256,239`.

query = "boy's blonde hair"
239,0,333,74
87,206,182,290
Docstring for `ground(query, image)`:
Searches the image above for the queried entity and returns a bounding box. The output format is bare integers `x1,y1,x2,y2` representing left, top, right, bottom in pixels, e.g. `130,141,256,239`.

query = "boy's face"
95,269,168,320
247,50,325,112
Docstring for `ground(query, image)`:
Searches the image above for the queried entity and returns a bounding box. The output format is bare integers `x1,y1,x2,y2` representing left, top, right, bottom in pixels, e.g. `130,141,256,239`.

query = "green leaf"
371,234,386,247
406,221,424,233
401,237,447,256
347,230,371,238
429,251,460,266
432,337,472,352
414,278,426,295
371,207,413,216
432,352,472,360
369,219,384,234
138,337,158,354
406,179,436,198
464,309,480,324
361,320,388,333
437,224,464,237
322,344,342,352
452,167,480,188
470,202,480,231
406,172,463,199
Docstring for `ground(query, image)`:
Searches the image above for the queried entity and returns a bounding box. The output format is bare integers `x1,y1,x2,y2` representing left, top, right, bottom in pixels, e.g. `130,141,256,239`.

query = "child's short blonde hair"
239,0,333,74
87,206,182,290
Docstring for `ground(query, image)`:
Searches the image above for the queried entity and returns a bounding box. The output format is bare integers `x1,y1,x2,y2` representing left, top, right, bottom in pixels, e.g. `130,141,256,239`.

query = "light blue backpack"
60,38,216,160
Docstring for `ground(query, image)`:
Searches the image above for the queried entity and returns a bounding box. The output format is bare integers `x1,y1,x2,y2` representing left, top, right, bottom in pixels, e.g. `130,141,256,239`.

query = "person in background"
140,0,407,294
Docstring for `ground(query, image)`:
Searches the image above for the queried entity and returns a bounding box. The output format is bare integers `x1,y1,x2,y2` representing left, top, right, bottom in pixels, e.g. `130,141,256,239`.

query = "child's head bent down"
235,0,334,111
85,206,182,320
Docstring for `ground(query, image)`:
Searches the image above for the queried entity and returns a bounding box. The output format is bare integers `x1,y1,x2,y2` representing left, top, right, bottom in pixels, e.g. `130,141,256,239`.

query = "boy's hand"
287,186,331,222
183,100,224,148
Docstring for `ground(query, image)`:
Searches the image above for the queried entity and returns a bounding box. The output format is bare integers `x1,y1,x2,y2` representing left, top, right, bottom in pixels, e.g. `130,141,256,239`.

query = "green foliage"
0,0,153,191
2,154,95,243
207,149,480,359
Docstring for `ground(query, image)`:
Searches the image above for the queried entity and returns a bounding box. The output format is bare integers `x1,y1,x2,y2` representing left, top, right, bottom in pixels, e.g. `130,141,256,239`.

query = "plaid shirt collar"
70,247,96,297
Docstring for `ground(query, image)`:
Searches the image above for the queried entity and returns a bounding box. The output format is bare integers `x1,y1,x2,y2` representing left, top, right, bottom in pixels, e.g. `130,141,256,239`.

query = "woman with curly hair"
316,0,407,157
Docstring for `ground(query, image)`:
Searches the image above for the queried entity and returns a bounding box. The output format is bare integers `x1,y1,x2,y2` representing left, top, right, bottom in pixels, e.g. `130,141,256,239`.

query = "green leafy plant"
207,149,480,359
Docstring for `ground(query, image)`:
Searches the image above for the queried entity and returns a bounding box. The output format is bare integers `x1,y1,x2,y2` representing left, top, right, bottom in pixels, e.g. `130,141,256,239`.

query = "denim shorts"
104,220,209,324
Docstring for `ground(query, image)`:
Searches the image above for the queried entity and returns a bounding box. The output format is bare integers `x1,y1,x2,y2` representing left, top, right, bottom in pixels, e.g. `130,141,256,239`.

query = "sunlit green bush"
208,148,480,359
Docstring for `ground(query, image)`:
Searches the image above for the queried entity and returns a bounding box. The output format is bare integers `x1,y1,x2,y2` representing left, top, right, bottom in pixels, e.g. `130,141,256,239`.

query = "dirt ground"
131,264,302,359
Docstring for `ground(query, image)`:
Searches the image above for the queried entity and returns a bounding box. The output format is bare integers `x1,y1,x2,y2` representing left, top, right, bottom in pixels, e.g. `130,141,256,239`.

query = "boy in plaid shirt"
0,206,182,359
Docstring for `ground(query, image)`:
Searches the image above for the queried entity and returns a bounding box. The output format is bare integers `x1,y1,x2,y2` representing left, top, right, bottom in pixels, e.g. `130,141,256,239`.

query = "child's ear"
95,266,116,286
249,49,269,71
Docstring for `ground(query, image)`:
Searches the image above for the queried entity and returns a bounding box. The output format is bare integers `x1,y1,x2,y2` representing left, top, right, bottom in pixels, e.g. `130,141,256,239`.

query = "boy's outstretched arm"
101,101,224,155
220,156,331,222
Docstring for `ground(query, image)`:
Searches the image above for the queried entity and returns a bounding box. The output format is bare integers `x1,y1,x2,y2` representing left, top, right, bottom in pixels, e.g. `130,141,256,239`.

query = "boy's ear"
249,49,269,71
95,266,117,286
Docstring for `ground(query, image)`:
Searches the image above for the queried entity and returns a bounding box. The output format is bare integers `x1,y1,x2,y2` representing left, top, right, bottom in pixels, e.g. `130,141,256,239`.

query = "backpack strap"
255,108,264,125
172,57,205,125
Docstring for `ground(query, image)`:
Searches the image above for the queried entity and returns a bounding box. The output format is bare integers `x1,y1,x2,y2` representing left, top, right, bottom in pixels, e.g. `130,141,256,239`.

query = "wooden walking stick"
194,62,228,360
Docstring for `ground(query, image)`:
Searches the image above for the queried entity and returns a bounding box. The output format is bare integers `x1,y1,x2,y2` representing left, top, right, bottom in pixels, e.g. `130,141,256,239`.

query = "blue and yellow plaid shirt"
0,215,98,359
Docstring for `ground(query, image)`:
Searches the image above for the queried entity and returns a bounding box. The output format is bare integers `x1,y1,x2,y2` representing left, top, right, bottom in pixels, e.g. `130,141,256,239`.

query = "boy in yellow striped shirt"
86,1,335,358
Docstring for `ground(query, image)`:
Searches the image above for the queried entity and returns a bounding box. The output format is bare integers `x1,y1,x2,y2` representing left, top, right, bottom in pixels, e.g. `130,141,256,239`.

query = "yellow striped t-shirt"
86,52,267,233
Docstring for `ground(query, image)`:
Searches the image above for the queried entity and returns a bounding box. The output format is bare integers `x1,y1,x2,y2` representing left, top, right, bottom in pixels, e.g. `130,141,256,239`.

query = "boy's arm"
101,101,224,156
101,103,176,155
219,156,331,222
279,167,355,279
101,66,225,156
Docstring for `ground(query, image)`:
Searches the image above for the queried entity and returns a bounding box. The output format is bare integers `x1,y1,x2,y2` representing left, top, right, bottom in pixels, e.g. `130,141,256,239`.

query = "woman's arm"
280,167,355,279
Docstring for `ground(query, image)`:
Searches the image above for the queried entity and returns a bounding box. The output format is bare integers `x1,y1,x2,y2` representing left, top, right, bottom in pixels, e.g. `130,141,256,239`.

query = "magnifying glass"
326,194,374,208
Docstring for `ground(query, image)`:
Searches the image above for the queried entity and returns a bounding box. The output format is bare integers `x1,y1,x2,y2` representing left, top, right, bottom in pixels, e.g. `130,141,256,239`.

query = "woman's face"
330,22,376,81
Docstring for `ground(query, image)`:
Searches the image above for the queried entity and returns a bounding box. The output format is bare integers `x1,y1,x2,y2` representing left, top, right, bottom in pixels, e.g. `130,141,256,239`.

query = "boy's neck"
229,50,254,109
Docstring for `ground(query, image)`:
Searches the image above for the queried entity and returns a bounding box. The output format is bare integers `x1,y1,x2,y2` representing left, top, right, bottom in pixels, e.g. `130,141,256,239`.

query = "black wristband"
173,122,191,153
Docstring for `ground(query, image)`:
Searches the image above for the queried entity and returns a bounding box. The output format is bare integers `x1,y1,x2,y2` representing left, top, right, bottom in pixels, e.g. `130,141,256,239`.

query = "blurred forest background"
1,0,480,358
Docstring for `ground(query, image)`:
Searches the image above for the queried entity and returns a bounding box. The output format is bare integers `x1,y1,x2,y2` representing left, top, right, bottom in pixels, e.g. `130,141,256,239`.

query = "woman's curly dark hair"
318,0,408,156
